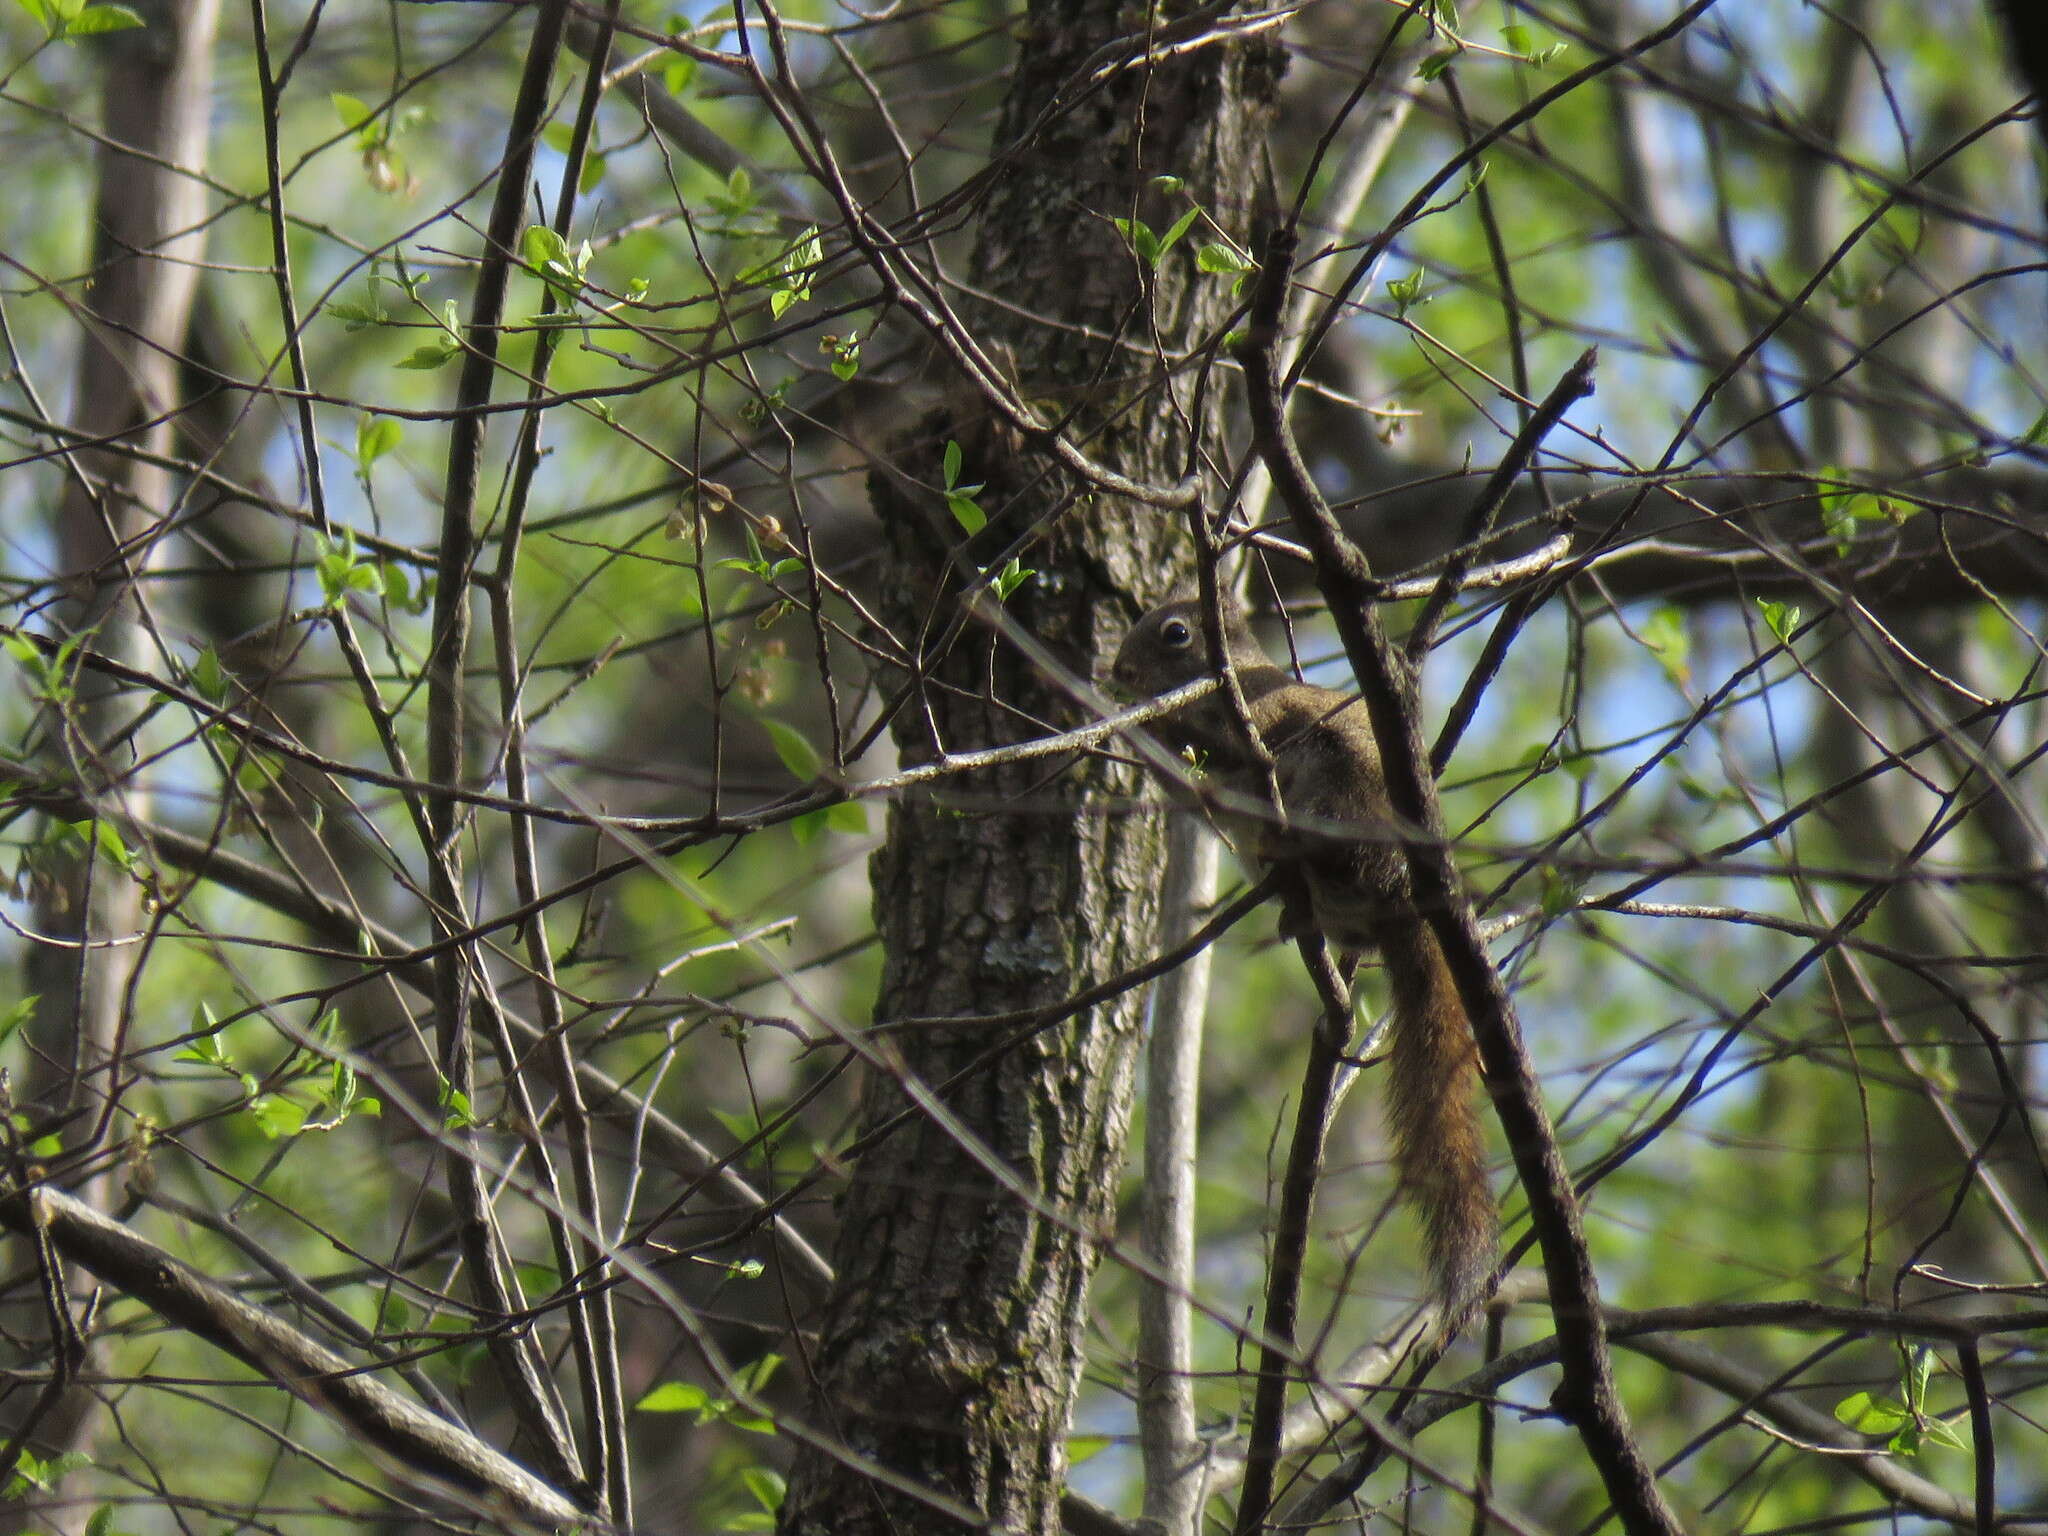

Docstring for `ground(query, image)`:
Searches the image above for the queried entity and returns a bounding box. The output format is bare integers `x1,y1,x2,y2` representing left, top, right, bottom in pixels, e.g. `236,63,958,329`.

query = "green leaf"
523,224,570,271
438,1080,476,1131
946,493,985,535
711,1105,759,1143
1756,598,1800,645
0,994,37,1050
356,414,402,471
317,530,381,606
1915,1416,1967,1452
636,1381,712,1413
69,818,136,875
15,0,53,31
1814,466,1899,556
246,1094,307,1140
663,55,697,96
740,1468,785,1514
1112,216,1159,266
190,645,227,703
739,1353,782,1394
328,298,388,331
1905,1344,1934,1405
1833,1391,1910,1435
1639,606,1690,686
1196,243,1254,275
1539,864,1585,918
394,343,455,370
62,3,143,32
984,557,1035,602
1417,47,1460,80
709,164,755,217
942,440,963,489
176,1003,229,1068
6,1451,39,1498
1501,23,1531,50
42,1451,90,1488
763,720,821,780
1155,204,1201,261
331,92,373,133
826,800,868,835
1386,268,1428,317
1067,1435,1111,1465
782,226,820,286
1832,495,1884,545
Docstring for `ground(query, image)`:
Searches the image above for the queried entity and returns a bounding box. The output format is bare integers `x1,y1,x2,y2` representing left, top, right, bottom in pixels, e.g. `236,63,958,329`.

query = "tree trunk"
11,2,219,1530
780,7,1281,1534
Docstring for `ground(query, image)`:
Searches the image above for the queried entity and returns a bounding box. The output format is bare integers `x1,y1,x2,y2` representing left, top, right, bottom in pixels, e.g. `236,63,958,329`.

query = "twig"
483,3,631,1516
1406,349,1598,661
1957,1339,1995,1536
424,0,584,1490
1231,933,1350,1536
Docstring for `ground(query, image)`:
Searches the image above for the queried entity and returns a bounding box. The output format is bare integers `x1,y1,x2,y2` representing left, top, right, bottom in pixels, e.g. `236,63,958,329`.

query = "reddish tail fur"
1373,913,1496,1329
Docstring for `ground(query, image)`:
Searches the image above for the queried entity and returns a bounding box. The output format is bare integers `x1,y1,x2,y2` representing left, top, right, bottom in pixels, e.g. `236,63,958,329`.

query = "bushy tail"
1374,913,1497,1330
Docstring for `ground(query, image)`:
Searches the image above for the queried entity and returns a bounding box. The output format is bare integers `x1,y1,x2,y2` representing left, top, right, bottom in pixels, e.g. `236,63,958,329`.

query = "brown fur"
1114,595,1495,1323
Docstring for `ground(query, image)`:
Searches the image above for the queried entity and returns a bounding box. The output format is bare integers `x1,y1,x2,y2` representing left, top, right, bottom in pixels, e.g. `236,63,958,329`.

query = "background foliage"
1,0,2044,1533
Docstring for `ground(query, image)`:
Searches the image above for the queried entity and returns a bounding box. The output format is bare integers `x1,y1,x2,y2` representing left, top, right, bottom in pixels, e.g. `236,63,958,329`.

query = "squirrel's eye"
1160,618,1192,648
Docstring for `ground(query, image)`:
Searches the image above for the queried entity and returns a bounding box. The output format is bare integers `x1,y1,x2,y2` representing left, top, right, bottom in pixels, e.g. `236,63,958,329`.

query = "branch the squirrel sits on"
1113,593,1496,1327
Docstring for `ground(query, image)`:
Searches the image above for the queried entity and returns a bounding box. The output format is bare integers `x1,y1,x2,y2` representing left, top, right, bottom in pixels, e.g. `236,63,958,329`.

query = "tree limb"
0,1184,590,1527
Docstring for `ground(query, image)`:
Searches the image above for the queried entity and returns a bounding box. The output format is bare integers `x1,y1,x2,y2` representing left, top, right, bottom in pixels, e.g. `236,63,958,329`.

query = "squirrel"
1112,593,1495,1326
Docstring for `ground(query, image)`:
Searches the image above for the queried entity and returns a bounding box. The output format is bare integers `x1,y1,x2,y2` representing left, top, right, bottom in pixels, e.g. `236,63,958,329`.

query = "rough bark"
779,7,1282,1534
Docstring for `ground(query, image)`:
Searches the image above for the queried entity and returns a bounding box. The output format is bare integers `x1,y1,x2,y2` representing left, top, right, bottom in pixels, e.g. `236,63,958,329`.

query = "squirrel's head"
1111,594,1264,696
